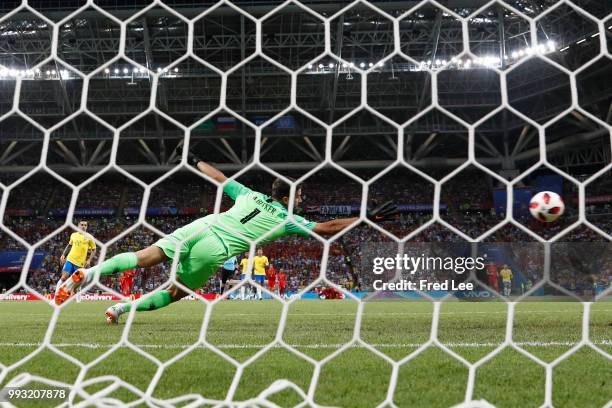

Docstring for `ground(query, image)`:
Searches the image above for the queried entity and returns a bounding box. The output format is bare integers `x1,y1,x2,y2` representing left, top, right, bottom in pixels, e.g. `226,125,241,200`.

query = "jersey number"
240,209,261,224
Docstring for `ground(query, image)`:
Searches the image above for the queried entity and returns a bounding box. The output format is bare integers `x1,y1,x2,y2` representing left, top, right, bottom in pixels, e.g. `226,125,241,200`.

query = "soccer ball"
529,191,565,222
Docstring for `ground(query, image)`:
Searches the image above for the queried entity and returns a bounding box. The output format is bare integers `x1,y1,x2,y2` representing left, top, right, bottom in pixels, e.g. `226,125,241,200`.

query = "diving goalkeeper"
55,155,397,323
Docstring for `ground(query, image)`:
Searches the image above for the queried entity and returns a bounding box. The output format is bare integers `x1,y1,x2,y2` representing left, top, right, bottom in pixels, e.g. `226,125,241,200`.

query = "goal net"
0,0,610,406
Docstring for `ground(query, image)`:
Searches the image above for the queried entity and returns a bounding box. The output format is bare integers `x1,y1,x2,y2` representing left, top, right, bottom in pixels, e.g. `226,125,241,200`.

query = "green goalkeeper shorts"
153,216,229,290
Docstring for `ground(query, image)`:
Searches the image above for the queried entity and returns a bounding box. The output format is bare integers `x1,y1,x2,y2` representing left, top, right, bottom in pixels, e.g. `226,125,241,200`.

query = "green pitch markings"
0,300,610,407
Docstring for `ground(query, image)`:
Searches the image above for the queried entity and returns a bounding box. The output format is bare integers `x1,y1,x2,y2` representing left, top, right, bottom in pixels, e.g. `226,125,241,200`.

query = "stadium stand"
2,170,610,297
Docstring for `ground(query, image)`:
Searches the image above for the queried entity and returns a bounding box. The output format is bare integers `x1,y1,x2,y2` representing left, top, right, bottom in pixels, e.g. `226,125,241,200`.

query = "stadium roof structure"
0,0,610,178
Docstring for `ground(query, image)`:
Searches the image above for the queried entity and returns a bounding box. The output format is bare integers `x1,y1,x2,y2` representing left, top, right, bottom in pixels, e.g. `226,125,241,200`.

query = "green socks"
123,290,172,312
92,252,173,313
96,253,138,276
94,253,173,313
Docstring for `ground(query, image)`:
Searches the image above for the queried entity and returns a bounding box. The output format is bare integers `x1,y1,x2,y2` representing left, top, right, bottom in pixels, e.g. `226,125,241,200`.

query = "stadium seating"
1,172,610,296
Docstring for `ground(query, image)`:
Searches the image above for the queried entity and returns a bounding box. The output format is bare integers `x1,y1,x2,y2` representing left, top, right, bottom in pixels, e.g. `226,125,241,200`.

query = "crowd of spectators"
3,182,57,212
549,240,612,298
76,182,125,208
2,217,64,245
148,181,212,208
367,174,433,204
1,172,610,297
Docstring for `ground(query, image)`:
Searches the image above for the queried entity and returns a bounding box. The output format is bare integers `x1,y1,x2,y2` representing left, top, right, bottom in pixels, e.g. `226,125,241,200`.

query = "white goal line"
2,341,610,350
12,308,611,318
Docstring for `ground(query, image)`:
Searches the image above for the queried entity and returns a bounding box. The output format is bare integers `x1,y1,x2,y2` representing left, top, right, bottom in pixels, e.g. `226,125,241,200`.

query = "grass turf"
0,299,610,407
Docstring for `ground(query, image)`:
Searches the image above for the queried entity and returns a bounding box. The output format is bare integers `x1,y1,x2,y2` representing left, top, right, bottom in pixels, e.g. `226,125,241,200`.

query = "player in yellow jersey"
253,248,269,300
239,252,251,300
499,264,513,297
56,220,96,295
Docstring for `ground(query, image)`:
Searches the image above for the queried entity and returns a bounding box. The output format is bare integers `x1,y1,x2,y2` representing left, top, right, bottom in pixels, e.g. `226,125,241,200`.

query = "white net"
0,0,611,406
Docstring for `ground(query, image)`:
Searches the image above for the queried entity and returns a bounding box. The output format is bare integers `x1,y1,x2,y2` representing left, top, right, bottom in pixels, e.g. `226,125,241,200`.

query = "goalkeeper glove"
187,151,202,167
367,200,398,222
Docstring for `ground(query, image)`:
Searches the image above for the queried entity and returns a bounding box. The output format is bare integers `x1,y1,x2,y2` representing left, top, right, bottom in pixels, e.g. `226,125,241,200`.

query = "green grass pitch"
0,299,610,407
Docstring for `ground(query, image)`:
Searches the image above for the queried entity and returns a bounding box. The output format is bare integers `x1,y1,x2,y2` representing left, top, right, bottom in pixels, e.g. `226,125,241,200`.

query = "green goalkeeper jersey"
208,179,317,254
152,179,317,289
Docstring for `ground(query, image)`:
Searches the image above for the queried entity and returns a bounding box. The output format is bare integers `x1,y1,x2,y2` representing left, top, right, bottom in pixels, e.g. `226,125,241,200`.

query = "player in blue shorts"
252,248,268,299
238,252,251,299
55,220,96,295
